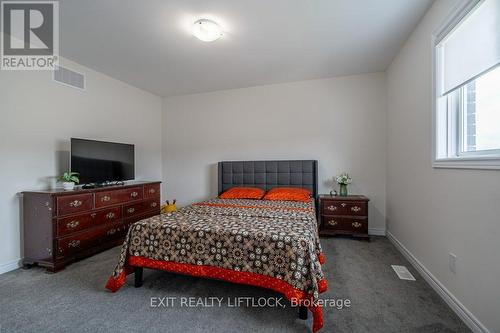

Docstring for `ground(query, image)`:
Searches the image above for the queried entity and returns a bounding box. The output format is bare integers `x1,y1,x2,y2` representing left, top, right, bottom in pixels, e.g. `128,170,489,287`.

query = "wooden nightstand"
318,194,369,240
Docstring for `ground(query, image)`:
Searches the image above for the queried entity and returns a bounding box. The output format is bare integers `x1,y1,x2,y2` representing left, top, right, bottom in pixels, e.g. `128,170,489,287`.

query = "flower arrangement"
335,172,352,196
335,173,352,185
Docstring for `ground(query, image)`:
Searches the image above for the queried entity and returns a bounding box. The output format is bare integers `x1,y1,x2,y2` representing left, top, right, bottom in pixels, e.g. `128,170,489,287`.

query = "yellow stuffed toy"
161,199,177,214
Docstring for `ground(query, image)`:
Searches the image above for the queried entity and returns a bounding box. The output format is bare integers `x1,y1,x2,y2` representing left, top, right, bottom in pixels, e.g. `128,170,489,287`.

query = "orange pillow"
263,187,311,202
219,187,265,200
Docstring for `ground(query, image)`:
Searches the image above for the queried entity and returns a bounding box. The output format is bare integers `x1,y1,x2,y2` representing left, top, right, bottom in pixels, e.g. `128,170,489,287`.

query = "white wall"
386,1,500,332
0,58,162,273
162,73,387,233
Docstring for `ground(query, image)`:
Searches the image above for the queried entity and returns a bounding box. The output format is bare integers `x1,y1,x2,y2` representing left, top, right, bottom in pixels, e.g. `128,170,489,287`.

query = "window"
433,0,500,169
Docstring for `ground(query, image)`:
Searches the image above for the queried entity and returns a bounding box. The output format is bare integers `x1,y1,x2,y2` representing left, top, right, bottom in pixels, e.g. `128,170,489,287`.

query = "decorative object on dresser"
22,181,161,272
319,194,369,240
59,171,80,190
335,172,352,197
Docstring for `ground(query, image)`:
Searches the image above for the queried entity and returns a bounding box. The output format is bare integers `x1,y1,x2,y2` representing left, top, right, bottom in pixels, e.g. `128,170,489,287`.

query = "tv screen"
71,138,135,184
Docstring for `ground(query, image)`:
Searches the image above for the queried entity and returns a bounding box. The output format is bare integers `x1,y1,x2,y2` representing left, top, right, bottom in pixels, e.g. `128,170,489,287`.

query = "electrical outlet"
449,253,457,274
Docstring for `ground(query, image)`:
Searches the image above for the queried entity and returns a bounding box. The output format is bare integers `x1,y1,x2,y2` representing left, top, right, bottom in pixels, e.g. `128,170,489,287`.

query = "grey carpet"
0,236,469,333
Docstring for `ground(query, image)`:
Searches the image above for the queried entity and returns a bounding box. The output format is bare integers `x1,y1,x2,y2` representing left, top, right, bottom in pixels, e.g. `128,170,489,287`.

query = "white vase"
62,182,75,190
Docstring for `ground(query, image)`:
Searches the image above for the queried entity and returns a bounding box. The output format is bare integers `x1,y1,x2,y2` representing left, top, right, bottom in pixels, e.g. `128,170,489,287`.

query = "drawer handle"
130,191,139,198
66,220,80,229
91,213,96,218
351,206,361,212
328,220,338,226
341,203,347,208
151,202,157,208
107,228,117,236
327,205,337,211
352,222,362,228
68,240,80,248
106,212,116,219
149,188,156,194
69,200,82,208
127,207,135,214
101,195,111,202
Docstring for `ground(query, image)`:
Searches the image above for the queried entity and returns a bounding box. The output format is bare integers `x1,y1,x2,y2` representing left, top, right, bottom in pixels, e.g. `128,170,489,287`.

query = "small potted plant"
335,172,352,197
59,172,80,190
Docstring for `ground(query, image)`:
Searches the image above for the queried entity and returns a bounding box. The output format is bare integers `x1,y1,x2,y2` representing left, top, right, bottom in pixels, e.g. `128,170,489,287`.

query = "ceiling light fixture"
192,19,223,42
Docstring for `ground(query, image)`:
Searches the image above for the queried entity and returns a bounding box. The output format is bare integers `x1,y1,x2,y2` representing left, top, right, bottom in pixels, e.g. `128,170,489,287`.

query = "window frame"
432,0,500,170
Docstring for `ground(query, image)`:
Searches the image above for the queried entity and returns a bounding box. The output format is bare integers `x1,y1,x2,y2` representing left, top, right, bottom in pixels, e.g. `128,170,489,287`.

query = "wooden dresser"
22,181,161,272
318,194,369,240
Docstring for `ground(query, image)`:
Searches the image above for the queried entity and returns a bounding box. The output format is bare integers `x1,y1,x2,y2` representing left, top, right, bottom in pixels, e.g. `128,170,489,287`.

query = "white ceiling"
59,0,433,97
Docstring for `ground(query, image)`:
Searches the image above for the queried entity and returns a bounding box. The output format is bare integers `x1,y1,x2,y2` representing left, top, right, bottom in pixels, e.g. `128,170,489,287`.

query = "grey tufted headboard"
218,160,318,199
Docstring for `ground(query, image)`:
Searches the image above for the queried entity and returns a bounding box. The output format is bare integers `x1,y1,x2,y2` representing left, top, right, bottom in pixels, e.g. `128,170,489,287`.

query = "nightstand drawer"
321,200,367,216
344,217,368,233
322,216,341,229
322,216,368,233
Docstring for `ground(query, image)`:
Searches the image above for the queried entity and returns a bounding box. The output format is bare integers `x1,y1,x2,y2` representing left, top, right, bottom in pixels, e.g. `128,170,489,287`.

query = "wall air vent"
53,65,85,90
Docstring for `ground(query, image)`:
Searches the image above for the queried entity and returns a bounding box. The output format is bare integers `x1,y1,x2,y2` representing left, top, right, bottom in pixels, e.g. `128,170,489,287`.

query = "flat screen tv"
71,138,135,184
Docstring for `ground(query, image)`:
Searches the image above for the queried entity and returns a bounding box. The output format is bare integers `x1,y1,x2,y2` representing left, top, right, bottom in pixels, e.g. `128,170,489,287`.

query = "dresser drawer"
322,215,368,234
56,207,121,236
101,223,129,242
95,187,143,208
57,194,93,216
123,199,160,218
144,183,160,199
57,220,131,256
321,200,367,216
124,210,160,226
57,229,102,256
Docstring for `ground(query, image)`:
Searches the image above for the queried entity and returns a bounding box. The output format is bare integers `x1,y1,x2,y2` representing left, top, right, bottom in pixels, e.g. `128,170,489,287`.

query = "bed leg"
299,305,308,320
134,267,143,288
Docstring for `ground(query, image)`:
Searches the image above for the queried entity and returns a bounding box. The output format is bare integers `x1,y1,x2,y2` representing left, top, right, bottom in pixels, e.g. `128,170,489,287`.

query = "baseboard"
368,227,386,236
0,258,22,275
387,231,490,333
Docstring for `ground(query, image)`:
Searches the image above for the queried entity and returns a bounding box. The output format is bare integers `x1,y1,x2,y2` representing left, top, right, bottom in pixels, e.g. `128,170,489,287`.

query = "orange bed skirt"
106,253,328,332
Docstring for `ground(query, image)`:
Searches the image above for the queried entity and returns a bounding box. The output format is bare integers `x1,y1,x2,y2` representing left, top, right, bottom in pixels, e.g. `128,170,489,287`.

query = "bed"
106,160,327,332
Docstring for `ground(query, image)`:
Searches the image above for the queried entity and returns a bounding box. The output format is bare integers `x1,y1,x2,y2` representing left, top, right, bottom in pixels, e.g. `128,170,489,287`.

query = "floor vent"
391,265,416,281
53,65,85,90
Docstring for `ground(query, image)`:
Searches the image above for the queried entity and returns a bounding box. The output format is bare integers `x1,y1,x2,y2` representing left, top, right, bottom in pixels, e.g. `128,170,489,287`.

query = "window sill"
433,156,500,170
